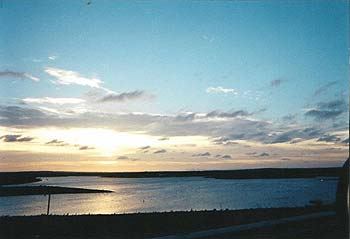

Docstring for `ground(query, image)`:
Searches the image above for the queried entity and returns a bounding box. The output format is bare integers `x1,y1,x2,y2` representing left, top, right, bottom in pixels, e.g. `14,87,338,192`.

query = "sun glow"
0,126,211,158
30,128,159,156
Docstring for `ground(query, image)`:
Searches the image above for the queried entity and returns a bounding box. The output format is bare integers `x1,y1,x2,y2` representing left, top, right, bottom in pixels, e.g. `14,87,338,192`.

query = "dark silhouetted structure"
336,158,349,232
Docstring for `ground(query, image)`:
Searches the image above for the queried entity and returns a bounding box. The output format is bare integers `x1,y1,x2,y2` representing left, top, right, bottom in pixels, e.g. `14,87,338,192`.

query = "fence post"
47,194,51,215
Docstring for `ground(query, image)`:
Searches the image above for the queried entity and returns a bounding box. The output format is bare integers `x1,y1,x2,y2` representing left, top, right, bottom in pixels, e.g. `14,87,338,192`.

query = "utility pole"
47,194,51,215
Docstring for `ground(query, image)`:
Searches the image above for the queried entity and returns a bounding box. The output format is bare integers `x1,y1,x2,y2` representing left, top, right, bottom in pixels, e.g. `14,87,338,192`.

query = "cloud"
48,55,57,61
257,152,269,157
206,86,238,95
175,110,253,123
154,149,167,154
0,70,39,82
23,97,85,105
97,91,154,103
313,81,338,96
0,104,343,149
46,139,64,144
212,137,239,146
175,113,196,121
281,114,297,123
158,137,169,141
206,110,251,118
212,137,231,145
317,134,341,143
117,156,129,160
0,105,55,127
45,67,102,88
79,145,95,150
192,152,211,157
45,139,69,146
270,79,285,87
316,100,346,109
305,99,346,120
0,134,34,142
221,155,232,159
270,127,322,144
270,130,299,144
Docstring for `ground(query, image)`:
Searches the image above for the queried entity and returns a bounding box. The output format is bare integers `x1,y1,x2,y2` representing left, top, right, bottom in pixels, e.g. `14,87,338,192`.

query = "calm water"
0,176,338,216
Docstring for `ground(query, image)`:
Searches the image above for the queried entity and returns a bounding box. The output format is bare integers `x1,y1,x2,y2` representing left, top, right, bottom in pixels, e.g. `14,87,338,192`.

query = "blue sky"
0,1,348,171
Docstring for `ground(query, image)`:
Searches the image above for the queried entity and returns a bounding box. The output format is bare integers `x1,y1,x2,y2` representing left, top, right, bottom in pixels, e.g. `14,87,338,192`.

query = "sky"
0,0,348,172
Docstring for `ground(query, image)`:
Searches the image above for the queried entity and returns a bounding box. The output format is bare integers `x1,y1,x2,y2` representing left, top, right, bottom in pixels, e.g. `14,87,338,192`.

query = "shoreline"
0,167,341,186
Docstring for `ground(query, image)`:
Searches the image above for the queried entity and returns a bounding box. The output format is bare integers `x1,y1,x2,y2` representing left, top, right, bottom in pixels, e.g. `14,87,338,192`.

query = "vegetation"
0,206,336,239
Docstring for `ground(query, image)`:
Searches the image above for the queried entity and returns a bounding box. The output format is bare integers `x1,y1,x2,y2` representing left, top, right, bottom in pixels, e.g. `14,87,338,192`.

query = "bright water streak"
0,176,338,216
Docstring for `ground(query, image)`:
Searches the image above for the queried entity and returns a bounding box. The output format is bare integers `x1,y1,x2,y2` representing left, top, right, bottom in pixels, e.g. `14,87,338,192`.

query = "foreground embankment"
1,205,345,239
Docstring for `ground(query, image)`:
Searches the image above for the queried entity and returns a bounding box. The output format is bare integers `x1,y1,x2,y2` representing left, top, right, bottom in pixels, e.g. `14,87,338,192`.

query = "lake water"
0,176,338,216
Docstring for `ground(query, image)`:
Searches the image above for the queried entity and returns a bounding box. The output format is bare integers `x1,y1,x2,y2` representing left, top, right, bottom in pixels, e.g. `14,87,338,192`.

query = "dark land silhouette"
0,166,342,187
0,186,112,197
1,205,345,239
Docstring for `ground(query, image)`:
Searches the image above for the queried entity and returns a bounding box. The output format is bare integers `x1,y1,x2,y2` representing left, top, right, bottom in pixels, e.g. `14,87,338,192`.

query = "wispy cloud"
257,152,269,157
44,67,154,105
0,104,346,148
154,149,167,154
221,155,232,159
158,137,169,141
23,97,85,105
206,86,238,95
0,134,34,142
313,81,338,96
79,145,95,150
270,127,322,144
97,91,154,103
45,67,102,88
192,152,211,157
206,110,251,118
305,99,346,120
48,55,57,61
317,134,341,143
0,70,39,82
45,139,69,146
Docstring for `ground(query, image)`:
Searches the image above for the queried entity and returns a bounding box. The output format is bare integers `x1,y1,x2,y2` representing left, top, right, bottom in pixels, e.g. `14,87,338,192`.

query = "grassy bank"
0,205,337,239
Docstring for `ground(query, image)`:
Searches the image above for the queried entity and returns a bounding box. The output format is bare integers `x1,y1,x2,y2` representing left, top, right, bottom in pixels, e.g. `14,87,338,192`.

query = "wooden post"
47,194,51,215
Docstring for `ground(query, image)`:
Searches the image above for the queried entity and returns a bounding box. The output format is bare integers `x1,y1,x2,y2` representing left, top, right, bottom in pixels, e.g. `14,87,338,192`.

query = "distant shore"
0,185,112,197
0,205,341,239
0,167,341,186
